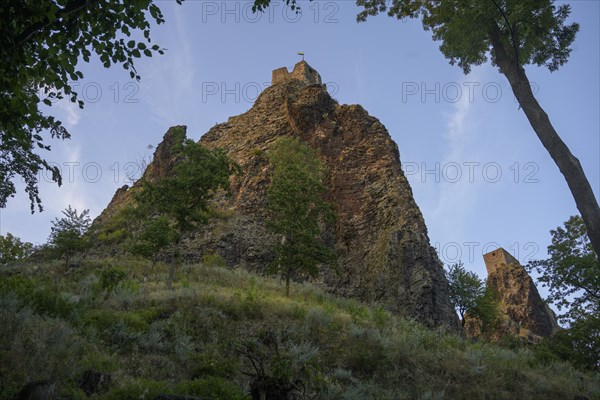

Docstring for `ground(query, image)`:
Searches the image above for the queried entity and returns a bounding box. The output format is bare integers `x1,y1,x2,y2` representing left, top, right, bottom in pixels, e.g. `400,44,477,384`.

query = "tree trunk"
166,262,175,290
489,27,600,257
285,272,290,297
165,246,182,290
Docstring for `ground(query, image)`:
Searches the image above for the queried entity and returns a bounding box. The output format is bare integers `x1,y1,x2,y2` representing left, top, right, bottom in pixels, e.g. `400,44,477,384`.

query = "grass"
0,256,598,400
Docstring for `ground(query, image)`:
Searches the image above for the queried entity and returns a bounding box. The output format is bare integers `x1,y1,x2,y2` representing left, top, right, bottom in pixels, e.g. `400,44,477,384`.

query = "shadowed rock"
80,370,111,396
14,381,55,400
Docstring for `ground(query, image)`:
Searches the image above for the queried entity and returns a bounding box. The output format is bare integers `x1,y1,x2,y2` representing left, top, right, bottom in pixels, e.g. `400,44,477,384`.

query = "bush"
471,288,501,336
343,325,389,378
0,232,33,264
0,296,87,398
176,377,246,400
0,275,76,318
346,301,370,326
80,308,166,351
98,266,127,293
372,306,391,330
202,253,227,268
104,378,170,400
536,314,600,371
190,351,238,379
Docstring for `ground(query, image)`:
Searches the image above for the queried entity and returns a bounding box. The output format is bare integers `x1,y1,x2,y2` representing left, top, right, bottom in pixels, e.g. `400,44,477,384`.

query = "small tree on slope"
134,128,238,289
266,137,337,297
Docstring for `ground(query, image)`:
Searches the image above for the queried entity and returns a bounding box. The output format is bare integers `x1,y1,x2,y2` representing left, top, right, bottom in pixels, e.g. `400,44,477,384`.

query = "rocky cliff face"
465,248,559,341
93,65,460,330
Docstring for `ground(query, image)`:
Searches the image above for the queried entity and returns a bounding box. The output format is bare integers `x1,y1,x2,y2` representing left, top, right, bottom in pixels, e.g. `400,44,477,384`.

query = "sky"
2,0,599,284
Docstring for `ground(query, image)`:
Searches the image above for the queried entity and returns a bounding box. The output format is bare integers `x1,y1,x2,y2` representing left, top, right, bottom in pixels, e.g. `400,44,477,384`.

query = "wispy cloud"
431,70,483,239
44,144,88,213
143,4,195,126
55,99,81,127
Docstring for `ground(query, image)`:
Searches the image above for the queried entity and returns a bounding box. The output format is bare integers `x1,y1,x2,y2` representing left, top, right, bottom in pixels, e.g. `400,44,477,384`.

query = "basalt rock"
465,248,559,342
93,61,460,330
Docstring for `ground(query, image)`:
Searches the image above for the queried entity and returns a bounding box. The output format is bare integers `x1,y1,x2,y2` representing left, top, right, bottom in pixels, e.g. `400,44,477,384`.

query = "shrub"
176,377,246,400
190,351,238,379
346,300,370,326
235,329,322,399
372,306,391,330
98,266,127,293
202,253,227,268
0,232,33,264
0,275,76,318
343,325,389,378
536,314,600,371
104,378,170,400
0,296,87,398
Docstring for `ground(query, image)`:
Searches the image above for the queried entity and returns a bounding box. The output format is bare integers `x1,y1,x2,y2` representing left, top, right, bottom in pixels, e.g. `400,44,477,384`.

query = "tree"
470,287,502,336
266,137,337,297
48,205,91,267
130,215,178,268
134,127,237,289
528,215,599,323
528,216,599,369
0,0,182,212
537,314,600,371
251,0,300,12
445,261,485,325
0,233,33,264
355,0,600,258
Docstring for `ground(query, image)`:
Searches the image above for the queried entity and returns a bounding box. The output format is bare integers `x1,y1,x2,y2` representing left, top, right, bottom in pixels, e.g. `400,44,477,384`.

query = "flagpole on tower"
297,51,304,61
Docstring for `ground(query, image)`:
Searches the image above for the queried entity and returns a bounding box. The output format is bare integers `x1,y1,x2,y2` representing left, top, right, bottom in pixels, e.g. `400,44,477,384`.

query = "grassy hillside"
1,257,598,400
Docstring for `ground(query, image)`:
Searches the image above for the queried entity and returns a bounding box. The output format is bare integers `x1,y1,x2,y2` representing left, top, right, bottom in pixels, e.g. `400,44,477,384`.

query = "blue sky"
2,0,599,283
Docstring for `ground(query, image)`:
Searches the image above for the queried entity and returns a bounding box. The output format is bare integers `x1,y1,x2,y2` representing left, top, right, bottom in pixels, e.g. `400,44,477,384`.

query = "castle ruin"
483,247,519,274
467,247,559,341
272,60,322,86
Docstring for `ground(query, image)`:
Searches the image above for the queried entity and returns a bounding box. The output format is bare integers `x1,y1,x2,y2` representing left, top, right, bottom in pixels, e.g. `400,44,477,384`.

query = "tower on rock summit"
92,61,460,330
272,60,322,86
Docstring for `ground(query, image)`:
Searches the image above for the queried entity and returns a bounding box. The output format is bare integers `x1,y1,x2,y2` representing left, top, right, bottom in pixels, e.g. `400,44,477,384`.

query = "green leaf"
47,9,57,23
0,0,189,212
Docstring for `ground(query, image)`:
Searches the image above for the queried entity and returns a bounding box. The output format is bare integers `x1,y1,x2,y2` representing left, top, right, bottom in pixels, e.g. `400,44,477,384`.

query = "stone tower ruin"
466,247,559,341
483,247,519,274
272,60,322,86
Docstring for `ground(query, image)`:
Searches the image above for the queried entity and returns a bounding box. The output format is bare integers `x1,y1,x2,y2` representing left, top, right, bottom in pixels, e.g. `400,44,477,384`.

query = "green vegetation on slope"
1,257,598,400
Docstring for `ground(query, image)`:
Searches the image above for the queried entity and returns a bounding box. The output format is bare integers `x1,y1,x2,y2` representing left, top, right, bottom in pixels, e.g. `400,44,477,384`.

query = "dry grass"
0,256,598,400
